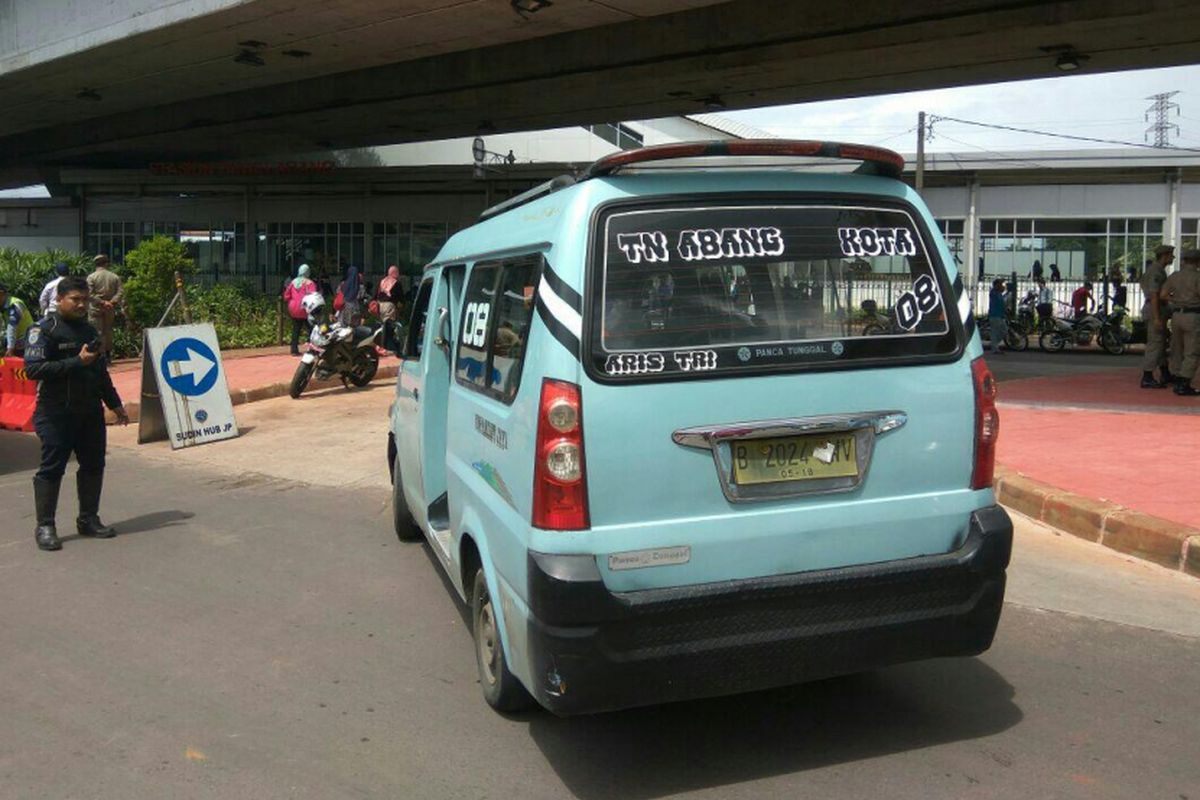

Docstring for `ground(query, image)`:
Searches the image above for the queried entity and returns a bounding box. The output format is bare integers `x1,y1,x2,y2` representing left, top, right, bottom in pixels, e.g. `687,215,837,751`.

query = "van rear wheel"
472,568,534,713
392,453,422,542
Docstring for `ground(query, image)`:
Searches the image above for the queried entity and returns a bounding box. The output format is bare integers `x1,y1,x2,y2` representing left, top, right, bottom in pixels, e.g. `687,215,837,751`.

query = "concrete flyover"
3,0,1200,187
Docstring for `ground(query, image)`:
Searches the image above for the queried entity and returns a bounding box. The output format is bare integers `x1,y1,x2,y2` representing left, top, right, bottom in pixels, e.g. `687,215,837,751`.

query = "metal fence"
823,276,1146,321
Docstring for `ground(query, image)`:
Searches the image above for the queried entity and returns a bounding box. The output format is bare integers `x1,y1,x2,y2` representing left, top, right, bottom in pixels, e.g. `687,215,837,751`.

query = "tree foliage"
122,236,194,328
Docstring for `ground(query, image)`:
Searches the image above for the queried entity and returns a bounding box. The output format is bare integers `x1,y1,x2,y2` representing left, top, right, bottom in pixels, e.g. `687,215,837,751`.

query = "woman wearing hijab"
339,264,361,326
283,263,319,356
374,265,403,323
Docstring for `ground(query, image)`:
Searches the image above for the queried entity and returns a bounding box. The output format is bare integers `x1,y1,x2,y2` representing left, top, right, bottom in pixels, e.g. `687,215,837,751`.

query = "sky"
724,64,1200,155
3,64,1199,198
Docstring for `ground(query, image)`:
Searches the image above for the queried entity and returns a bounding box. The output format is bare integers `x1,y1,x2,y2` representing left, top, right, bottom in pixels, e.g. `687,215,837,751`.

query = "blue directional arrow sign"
159,337,220,397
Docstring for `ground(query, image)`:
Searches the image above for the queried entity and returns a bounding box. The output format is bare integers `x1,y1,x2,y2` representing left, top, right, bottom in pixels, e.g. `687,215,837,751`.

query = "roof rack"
478,173,576,221
582,139,907,179
477,139,905,221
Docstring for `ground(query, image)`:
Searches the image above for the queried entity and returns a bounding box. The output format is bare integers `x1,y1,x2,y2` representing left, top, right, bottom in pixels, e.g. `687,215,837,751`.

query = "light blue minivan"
387,140,1011,715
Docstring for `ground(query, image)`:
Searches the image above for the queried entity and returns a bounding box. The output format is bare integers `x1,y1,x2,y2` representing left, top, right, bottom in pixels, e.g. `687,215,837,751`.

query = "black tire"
1005,327,1028,352
391,453,423,542
349,351,379,387
472,568,535,713
1039,331,1066,353
1100,328,1125,355
289,360,314,398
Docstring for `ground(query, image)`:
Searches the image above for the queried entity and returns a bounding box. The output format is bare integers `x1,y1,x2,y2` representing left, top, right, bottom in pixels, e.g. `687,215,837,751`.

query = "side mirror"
433,306,451,354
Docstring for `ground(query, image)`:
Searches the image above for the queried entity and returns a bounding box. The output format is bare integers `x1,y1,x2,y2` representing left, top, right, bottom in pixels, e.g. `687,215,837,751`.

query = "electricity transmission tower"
1144,92,1181,148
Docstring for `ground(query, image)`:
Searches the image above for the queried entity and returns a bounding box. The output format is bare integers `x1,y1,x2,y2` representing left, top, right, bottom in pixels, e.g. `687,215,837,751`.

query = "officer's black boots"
76,472,116,538
1140,371,1164,388
33,478,63,552
1174,378,1200,396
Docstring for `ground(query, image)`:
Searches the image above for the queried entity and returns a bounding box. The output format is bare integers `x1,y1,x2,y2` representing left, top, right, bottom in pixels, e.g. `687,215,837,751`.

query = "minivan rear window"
589,202,960,379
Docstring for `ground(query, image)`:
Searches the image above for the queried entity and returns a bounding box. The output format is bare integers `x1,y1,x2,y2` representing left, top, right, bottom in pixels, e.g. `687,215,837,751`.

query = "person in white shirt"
1035,276,1054,326
39,262,70,315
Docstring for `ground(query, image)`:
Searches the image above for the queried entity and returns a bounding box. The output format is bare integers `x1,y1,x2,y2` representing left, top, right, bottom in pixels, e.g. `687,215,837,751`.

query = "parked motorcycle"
1038,306,1128,355
289,293,383,398
975,313,1028,351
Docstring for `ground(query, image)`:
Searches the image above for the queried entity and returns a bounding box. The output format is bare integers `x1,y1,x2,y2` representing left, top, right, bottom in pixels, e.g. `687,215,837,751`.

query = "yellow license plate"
731,433,858,485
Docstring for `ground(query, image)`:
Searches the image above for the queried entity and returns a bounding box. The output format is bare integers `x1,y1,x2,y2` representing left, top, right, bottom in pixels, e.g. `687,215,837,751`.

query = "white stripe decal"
957,293,971,321
538,276,583,339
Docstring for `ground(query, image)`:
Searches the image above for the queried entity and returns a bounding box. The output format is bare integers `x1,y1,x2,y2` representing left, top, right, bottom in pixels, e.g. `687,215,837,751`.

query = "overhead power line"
929,115,1200,154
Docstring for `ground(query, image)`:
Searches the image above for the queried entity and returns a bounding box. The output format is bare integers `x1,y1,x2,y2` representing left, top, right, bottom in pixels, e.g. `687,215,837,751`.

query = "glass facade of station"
976,217,1164,279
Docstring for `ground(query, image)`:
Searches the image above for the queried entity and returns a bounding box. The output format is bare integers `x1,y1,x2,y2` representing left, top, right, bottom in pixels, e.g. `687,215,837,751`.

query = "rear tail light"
533,379,590,530
971,357,999,490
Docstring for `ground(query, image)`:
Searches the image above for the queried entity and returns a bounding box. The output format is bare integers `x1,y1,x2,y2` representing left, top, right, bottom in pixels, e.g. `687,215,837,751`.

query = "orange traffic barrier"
0,356,36,432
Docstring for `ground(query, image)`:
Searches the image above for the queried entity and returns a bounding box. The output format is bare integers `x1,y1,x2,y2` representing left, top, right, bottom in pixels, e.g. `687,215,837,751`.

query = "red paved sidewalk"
997,387,1200,530
110,348,394,403
1000,367,1200,414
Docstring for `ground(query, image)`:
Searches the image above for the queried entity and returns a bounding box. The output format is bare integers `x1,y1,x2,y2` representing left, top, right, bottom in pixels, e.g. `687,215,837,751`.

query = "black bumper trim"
524,505,1012,714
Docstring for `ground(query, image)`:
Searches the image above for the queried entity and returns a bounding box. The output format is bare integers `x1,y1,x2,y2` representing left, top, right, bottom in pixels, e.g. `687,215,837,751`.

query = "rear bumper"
523,505,1012,715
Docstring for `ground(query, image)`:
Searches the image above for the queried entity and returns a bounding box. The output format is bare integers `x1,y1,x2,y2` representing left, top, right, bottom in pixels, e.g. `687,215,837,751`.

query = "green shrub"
187,283,281,350
0,248,91,308
123,236,194,329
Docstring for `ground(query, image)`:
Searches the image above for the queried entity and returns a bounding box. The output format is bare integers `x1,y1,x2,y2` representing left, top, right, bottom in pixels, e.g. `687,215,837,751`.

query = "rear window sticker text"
894,274,942,331
605,352,666,375
837,227,917,258
615,227,785,264
672,350,718,371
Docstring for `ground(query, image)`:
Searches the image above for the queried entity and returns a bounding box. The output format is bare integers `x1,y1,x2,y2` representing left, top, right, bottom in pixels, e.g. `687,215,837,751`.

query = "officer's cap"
93,254,110,265
1182,249,1200,262
1154,244,1176,256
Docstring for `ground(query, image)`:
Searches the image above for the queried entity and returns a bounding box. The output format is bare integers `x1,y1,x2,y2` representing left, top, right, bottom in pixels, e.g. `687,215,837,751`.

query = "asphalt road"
987,347,1141,383
2,419,1198,799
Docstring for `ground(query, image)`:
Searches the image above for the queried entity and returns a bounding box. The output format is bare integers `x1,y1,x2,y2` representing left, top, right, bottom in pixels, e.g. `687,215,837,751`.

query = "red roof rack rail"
478,139,906,220
580,139,906,179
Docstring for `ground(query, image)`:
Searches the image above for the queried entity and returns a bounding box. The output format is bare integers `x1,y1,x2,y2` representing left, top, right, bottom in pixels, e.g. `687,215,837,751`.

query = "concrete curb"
994,465,1200,579
105,363,400,425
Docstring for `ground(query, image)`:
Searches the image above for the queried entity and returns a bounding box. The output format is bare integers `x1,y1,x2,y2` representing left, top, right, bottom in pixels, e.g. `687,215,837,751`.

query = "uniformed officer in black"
24,275,130,551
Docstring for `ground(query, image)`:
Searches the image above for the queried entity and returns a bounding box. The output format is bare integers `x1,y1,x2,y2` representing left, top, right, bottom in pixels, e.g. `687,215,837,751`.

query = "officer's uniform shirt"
3,295,33,351
1162,262,1200,309
23,312,123,415
1141,260,1170,311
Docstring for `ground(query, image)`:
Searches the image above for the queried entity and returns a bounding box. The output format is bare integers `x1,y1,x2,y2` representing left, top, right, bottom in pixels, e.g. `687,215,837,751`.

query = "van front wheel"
472,568,534,713
392,453,422,542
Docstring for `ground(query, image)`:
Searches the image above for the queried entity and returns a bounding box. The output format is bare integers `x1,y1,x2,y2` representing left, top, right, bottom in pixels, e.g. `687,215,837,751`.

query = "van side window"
454,256,541,403
490,259,538,402
457,264,500,389
405,278,434,359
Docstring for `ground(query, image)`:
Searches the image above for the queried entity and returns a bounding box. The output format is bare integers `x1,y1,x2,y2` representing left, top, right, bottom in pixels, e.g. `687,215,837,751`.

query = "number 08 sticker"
895,275,941,331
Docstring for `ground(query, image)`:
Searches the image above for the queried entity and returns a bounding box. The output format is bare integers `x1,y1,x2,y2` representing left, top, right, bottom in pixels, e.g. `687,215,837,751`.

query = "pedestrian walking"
283,264,319,356
1161,249,1200,396
1031,260,1044,280
1071,281,1094,320
1140,244,1175,388
987,278,1008,355
1035,276,1054,326
86,254,125,357
39,262,71,315
1111,272,1128,310
23,276,129,552
1049,263,1062,282
339,265,361,327
0,282,34,357
374,265,404,323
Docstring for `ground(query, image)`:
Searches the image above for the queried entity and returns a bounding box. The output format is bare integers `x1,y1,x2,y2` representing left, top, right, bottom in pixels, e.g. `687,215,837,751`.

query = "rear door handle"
413,387,419,402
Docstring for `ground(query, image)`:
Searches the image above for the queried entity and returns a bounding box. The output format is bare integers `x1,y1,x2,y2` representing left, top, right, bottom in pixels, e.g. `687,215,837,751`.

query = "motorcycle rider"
1140,244,1175,389
1161,249,1200,396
